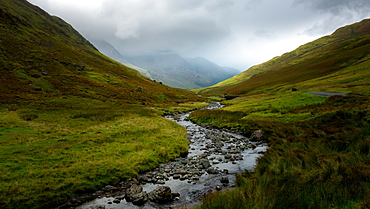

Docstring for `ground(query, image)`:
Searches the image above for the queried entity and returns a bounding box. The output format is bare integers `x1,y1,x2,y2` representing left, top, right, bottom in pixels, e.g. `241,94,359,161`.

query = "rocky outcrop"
250,130,264,142
148,186,176,203
125,184,143,202
131,192,148,206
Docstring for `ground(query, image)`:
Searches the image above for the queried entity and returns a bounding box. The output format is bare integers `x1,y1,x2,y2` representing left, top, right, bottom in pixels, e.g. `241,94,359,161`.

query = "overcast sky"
27,0,370,70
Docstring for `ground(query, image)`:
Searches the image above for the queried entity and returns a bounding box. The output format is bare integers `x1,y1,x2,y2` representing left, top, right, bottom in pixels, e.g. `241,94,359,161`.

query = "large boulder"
250,130,264,142
131,192,148,206
148,186,176,203
125,184,143,202
220,177,229,184
199,158,211,169
206,167,219,174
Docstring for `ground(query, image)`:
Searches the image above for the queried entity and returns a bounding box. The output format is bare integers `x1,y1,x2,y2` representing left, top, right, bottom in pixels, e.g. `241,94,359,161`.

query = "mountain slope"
186,57,240,84
0,0,197,104
124,53,239,89
198,19,370,96
90,39,154,79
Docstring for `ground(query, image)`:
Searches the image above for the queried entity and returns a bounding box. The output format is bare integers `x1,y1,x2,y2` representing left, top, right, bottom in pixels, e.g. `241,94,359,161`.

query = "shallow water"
77,102,268,209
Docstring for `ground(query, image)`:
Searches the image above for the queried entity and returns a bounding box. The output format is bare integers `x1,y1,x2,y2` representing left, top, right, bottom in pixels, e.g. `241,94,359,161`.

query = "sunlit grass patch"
243,112,312,122
0,103,188,208
223,91,326,113
156,101,209,114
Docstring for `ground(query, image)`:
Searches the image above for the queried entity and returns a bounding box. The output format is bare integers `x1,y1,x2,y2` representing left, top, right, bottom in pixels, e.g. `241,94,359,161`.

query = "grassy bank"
190,93,370,208
0,98,207,209
156,101,209,114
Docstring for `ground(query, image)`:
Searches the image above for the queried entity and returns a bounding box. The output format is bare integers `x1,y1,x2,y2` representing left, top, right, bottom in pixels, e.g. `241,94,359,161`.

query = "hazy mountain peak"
89,41,239,90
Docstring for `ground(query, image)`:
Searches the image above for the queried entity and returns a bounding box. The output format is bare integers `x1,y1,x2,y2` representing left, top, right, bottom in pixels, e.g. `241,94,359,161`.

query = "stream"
75,102,268,209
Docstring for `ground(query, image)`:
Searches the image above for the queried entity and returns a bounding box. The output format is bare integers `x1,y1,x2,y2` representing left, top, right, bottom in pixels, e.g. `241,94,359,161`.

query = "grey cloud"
294,0,370,36
244,0,263,11
28,0,370,69
28,0,51,10
295,0,370,14
254,29,275,39
97,0,232,55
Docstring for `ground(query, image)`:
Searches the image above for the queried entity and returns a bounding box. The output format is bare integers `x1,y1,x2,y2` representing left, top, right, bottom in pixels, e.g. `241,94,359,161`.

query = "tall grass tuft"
195,95,370,209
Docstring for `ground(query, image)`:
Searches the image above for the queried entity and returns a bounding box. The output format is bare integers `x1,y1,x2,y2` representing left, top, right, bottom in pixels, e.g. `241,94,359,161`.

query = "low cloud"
28,0,370,69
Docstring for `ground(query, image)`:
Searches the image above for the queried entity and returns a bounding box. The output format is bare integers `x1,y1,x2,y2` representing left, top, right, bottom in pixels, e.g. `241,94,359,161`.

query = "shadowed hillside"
0,0,198,104
198,19,370,96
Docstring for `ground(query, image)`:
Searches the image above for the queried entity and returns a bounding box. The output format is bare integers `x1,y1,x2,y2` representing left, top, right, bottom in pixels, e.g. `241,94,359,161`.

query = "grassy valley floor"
189,91,370,208
0,98,208,209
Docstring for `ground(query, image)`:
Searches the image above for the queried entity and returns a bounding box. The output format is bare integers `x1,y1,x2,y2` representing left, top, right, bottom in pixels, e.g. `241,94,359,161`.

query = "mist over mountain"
91,39,126,62
90,39,154,79
124,53,239,89
90,39,239,89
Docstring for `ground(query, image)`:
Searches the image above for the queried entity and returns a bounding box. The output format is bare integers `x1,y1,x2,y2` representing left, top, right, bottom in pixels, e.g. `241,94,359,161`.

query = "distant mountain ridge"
198,18,370,96
91,40,154,79
90,40,239,89
124,53,240,89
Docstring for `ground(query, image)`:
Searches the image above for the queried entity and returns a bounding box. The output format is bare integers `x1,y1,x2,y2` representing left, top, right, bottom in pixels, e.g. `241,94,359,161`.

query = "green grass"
200,113,370,209
189,94,370,209
223,91,326,110
0,100,190,208
189,92,329,126
156,101,209,114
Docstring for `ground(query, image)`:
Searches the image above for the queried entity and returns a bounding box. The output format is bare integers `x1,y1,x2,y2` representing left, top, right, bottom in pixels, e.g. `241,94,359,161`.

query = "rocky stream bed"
59,102,268,209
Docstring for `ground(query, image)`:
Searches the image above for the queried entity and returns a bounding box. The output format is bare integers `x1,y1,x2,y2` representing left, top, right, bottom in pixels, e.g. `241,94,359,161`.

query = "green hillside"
190,19,370,209
0,1,206,208
197,19,370,96
0,0,197,104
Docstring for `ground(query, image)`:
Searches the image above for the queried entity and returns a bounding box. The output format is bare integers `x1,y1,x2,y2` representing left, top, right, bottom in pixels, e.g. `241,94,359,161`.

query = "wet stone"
112,199,121,204
131,192,148,206
115,194,125,200
220,177,229,184
138,175,149,183
125,184,143,202
206,167,219,174
148,186,175,204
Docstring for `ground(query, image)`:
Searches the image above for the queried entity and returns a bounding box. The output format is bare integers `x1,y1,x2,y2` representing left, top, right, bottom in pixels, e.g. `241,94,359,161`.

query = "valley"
1,0,370,209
